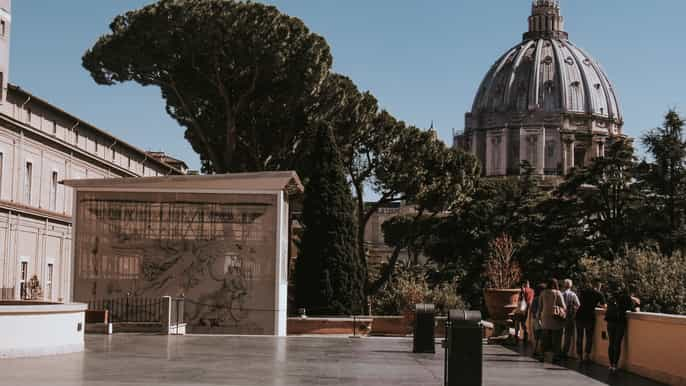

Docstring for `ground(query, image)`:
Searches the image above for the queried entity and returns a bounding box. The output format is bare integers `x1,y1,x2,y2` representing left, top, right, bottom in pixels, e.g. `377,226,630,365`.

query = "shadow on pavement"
506,343,667,386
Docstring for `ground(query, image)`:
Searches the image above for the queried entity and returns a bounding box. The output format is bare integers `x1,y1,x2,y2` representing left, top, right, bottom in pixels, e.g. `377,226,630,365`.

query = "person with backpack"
604,287,640,372
575,280,606,363
536,278,567,363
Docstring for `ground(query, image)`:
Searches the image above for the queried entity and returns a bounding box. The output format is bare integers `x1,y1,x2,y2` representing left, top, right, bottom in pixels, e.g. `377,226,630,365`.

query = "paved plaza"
0,334,666,386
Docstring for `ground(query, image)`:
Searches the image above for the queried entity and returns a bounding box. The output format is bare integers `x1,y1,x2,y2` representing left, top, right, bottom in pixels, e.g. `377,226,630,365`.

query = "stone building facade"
0,0,185,302
65,172,300,336
455,0,623,177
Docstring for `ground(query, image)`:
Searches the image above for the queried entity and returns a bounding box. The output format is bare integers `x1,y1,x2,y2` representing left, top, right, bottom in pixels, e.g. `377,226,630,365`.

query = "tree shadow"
505,344,667,386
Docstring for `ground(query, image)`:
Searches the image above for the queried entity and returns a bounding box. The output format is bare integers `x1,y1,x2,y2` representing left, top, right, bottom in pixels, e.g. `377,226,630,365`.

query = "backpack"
605,297,623,322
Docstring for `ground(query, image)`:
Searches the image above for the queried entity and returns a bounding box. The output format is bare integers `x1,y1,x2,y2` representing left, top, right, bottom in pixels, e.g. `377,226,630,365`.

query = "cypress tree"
295,123,362,315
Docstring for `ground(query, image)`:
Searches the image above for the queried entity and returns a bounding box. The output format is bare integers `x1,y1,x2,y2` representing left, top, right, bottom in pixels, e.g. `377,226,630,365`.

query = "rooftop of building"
5,83,186,175
62,170,304,196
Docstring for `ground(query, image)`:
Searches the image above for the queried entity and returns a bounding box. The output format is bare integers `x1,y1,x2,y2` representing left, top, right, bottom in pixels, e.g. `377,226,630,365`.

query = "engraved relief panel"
73,191,280,335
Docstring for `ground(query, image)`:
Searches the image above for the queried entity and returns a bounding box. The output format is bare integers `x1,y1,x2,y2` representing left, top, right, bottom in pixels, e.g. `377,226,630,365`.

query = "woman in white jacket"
536,278,567,363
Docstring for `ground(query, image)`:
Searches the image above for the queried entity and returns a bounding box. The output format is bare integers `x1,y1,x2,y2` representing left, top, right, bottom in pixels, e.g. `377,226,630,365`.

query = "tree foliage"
294,124,362,315
83,0,332,173
580,249,686,315
555,137,643,258
416,166,545,306
639,110,686,254
368,143,479,295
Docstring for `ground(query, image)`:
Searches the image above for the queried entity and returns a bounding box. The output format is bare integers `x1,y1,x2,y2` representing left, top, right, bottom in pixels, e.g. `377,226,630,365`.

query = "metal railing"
88,297,163,323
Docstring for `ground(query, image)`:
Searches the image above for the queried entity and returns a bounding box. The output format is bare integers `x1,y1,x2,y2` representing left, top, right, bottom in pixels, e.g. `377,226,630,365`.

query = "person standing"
561,279,580,359
575,280,606,362
530,283,547,358
605,288,640,372
515,280,535,342
536,278,567,363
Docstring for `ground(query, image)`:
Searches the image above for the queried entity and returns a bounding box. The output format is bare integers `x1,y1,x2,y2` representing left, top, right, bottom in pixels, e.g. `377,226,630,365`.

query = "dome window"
543,56,553,65
565,57,574,65
571,81,581,88
583,58,592,66
594,83,602,90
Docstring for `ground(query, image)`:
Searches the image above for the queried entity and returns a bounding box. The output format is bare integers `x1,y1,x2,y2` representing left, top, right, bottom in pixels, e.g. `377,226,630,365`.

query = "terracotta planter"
484,288,520,321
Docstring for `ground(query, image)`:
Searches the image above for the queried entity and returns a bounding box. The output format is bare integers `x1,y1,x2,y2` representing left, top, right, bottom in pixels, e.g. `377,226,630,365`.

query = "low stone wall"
288,315,449,338
287,317,373,335
0,302,87,359
521,309,686,385
370,316,408,336
590,310,686,386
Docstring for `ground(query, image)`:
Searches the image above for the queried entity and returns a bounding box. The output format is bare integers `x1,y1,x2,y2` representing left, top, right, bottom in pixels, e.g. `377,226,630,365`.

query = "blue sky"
10,1,686,170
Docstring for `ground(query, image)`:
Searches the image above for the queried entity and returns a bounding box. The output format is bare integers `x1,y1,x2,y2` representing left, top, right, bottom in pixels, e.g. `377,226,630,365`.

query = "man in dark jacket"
575,280,606,362
604,288,640,372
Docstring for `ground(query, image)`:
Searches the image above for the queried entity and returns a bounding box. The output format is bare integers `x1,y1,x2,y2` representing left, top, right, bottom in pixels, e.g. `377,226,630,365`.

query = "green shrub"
580,249,686,315
371,267,465,315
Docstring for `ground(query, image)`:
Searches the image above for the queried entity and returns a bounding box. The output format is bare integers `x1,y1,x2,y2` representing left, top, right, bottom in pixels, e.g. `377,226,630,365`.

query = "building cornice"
6,84,184,175
0,199,72,225
0,113,143,177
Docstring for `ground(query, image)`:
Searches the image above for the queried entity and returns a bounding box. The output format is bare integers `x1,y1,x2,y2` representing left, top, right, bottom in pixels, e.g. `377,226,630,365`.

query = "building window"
52,121,57,135
19,261,28,300
26,108,32,123
111,148,116,161
74,129,79,145
1,20,5,37
24,162,32,204
50,171,58,211
95,140,99,154
127,157,131,169
46,263,54,300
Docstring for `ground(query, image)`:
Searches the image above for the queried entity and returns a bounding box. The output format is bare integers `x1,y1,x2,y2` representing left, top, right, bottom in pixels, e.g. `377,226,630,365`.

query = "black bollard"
444,310,482,386
413,303,436,353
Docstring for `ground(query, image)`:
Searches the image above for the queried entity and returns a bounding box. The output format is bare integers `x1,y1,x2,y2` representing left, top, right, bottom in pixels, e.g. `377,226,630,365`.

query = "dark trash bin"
413,303,436,353
444,310,482,386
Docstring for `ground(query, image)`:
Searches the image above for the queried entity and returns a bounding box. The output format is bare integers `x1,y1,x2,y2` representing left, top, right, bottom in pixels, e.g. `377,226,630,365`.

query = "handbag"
552,291,567,320
518,297,528,314
553,305,567,321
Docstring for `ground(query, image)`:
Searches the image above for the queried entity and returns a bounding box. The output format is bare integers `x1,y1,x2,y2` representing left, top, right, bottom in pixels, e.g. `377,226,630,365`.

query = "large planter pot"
484,288,520,321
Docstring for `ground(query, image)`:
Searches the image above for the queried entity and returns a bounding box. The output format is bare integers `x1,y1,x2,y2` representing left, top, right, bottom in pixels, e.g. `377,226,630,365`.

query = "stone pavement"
0,334,666,386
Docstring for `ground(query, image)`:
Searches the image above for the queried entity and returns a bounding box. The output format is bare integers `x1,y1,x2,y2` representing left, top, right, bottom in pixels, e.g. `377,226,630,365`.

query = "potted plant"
27,275,43,301
483,234,522,322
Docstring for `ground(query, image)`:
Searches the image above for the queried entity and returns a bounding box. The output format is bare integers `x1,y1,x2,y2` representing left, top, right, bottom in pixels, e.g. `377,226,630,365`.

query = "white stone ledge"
0,303,87,315
0,303,86,359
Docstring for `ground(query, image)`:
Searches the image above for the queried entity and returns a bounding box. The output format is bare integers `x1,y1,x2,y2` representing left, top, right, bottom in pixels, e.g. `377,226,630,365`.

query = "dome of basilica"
471,35,621,122
458,0,624,178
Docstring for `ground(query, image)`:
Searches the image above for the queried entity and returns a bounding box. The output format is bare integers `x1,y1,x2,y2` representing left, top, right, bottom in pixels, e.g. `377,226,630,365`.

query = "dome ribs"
460,1,624,178
570,42,622,122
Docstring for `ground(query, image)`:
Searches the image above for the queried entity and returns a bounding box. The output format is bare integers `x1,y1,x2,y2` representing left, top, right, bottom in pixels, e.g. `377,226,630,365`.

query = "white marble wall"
486,129,508,176
519,127,546,174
